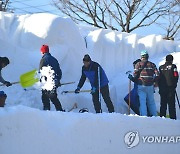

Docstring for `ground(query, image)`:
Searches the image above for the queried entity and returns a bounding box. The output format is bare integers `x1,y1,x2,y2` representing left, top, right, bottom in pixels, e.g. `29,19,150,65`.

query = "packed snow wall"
0,106,180,154
0,12,180,116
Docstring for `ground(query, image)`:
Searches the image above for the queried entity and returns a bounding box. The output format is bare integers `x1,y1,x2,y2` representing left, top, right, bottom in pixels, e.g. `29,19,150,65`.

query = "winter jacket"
39,53,62,86
77,61,109,89
134,60,159,86
158,62,179,93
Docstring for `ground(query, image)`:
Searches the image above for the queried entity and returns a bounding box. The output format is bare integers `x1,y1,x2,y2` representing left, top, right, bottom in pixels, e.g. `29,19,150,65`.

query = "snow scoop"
20,69,75,88
20,69,39,88
68,103,78,112
0,69,39,88
61,90,91,94
175,91,180,109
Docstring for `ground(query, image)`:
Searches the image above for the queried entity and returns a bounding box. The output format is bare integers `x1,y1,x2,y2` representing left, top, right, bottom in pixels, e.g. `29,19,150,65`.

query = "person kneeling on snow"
75,54,114,113
132,50,159,116
0,91,7,107
0,57,12,87
39,45,64,111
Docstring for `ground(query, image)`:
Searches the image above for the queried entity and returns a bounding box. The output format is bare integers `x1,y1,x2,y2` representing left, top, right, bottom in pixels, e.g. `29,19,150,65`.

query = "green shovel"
0,69,39,88
20,69,39,88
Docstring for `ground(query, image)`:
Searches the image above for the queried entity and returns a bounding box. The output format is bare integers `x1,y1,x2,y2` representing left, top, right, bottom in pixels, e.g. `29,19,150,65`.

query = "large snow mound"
0,106,180,154
0,12,180,115
0,11,180,154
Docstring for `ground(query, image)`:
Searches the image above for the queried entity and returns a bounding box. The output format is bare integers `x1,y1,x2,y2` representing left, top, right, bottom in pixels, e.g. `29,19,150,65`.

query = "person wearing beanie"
39,45,64,111
40,45,49,54
133,50,159,116
0,57,12,87
75,54,114,113
158,54,179,119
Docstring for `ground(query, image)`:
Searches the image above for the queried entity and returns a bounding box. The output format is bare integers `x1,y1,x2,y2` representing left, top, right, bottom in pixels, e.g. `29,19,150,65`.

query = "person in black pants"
75,54,114,113
158,54,179,119
39,44,64,111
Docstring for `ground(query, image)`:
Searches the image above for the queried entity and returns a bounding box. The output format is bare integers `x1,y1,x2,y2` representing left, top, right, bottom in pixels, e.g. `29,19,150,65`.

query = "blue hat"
141,50,148,56
0,91,7,97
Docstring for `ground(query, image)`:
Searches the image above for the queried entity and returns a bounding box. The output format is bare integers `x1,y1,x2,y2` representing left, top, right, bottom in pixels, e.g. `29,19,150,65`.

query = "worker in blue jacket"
75,54,114,113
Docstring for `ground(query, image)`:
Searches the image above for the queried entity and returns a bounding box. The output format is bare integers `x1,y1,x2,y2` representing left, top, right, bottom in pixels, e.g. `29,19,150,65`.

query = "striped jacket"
133,60,159,86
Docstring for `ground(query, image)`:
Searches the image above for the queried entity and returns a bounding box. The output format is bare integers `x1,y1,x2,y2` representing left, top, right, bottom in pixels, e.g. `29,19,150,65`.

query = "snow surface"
0,12,180,154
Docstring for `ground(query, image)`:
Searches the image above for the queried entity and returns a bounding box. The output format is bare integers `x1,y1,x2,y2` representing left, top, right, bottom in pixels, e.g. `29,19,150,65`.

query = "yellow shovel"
0,69,39,88
20,69,39,88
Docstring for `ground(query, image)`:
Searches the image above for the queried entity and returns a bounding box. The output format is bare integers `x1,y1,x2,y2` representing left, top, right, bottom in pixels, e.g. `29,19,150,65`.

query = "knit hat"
166,54,173,62
83,54,91,62
0,57,10,65
141,50,148,56
40,45,49,54
141,50,149,59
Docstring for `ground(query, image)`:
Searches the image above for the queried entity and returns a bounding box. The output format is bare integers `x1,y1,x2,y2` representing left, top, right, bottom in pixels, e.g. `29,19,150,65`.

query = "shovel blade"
20,69,39,88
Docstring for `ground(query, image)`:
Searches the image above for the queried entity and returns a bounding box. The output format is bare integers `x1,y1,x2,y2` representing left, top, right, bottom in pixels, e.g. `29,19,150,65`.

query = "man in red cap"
39,44,64,111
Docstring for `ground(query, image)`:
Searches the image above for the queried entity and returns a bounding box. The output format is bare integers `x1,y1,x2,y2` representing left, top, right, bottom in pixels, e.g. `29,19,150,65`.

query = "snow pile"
0,12,180,154
0,106,180,154
0,11,180,114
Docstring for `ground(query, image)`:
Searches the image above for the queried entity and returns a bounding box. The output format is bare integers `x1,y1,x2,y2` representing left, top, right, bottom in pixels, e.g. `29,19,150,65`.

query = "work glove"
58,82,61,87
75,87,80,94
91,87,96,94
128,74,134,81
56,81,61,87
4,81,12,87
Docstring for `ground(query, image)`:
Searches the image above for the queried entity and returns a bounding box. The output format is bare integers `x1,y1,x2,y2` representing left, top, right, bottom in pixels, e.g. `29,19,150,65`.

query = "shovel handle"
61,90,91,94
61,82,75,86
68,103,78,112
0,81,19,86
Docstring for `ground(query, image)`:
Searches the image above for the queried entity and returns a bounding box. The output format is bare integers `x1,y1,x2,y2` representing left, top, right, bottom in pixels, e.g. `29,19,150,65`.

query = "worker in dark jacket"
0,57,12,87
39,45,64,111
159,54,179,119
75,54,114,113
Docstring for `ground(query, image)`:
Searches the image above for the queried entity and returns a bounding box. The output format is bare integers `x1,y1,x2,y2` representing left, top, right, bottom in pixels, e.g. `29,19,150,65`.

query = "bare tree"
53,0,174,33
160,0,180,40
0,0,10,12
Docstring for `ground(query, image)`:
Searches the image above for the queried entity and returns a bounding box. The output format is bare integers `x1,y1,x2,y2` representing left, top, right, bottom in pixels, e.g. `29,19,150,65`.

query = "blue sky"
9,0,168,37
